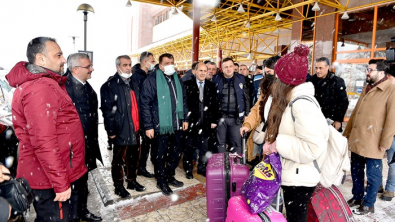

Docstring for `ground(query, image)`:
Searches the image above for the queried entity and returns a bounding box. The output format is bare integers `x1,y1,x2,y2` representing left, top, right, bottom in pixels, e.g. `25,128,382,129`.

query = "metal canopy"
131,0,393,68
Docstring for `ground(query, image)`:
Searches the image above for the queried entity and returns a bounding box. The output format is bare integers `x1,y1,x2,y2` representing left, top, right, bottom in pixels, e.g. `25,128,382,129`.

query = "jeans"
385,137,395,192
351,152,383,207
216,117,242,154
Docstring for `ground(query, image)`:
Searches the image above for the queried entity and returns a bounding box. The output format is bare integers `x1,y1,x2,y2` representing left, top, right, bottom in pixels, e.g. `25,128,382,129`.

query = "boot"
380,190,394,201
114,184,130,198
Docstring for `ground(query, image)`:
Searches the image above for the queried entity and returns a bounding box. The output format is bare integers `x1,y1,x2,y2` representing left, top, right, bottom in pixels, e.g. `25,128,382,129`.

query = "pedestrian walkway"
25,124,395,221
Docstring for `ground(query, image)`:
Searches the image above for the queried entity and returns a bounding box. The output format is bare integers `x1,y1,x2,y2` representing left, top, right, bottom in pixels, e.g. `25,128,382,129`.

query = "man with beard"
65,53,102,221
344,59,395,215
311,57,349,132
132,51,156,178
6,37,87,221
206,62,217,81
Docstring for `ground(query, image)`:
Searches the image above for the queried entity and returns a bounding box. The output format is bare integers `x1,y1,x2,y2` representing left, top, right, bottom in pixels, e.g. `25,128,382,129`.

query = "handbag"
252,120,268,145
0,175,33,213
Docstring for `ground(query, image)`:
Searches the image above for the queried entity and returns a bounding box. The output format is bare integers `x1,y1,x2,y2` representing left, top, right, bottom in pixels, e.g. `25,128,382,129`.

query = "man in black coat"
65,53,102,221
311,57,349,132
184,63,219,178
140,53,189,196
131,51,156,178
100,55,146,198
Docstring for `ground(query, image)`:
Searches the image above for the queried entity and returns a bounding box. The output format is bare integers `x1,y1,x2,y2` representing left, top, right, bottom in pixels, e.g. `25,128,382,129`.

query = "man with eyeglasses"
311,57,349,132
65,53,102,221
100,55,146,198
132,51,156,179
344,59,395,215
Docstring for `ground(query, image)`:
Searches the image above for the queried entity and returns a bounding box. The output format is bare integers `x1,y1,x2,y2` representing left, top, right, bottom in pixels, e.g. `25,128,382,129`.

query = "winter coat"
140,68,189,133
181,69,194,82
132,63,149,130
100,73,139,146
6,62,87,193
212,73,251,119
243,97,262,161
65,74,103,171
276,82,329,187
311,72,349,123
343,79,395,159
184,79,220,132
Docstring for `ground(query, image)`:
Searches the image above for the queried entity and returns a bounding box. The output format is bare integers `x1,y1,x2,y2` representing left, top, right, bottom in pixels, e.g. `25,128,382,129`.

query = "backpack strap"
289,96,321,173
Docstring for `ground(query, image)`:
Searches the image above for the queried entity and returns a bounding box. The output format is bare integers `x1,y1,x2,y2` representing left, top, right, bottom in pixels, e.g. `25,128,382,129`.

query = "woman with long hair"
262,44,329,222
240,56,280,162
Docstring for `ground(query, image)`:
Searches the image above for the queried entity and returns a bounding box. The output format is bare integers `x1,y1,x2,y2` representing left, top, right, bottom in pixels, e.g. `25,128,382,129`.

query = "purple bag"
241,153,282,214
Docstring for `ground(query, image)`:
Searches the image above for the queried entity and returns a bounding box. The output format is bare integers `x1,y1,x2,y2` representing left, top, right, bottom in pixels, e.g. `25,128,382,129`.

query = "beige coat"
343,79,395,159
243,97,262,161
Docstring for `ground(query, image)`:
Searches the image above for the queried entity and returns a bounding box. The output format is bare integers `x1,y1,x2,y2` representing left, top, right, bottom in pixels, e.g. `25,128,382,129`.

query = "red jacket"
6,62,87,193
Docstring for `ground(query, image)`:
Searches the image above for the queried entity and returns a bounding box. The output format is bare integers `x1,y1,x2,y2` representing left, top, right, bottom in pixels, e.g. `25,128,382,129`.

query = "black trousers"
138,132,155,171
32,173,87,222
111,137,141,186
183,131,208,174
151,131,183,184
282,185,315,222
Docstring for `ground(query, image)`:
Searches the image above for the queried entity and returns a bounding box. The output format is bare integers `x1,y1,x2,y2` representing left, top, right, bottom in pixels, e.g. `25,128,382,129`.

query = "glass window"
375,3,395,48
301,4,316,42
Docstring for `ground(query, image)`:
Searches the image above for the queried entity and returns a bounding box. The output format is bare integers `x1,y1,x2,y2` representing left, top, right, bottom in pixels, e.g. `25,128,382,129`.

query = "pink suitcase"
226,196,287,222
206,135,250,222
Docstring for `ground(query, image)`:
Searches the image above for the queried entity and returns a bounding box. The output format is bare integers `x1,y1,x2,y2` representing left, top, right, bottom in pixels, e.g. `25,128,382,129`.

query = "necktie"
199,82,203,101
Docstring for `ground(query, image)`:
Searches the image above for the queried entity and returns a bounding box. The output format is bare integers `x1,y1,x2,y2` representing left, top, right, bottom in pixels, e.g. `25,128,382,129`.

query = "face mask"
146,62,155,71
163,65,175,75
118,68,132,79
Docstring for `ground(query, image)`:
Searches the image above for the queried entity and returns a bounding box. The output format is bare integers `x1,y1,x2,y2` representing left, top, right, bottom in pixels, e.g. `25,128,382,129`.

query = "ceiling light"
245,21,251,28
237,4,245,13
312,1,320,11
341,11,349,20
275,12,282,21
273,28,280,34
126,0,132,7
211,15,217,22
178,5,184,11
247,53,252,60
172,7,178,15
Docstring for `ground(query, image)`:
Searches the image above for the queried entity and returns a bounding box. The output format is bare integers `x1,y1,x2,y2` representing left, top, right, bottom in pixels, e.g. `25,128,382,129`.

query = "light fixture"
126,0,132,7
237,4,245,13
77,4,95,51
172,7,178,15
178,5,184,11
341,11,349,20
245,20,251,28
312,1,320,11
247,53,252,60
211,15,217,22
273,27,280,34
275,12,282,21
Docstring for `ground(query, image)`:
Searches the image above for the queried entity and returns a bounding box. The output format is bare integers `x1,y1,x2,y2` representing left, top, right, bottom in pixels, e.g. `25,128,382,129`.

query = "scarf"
156,69,184,134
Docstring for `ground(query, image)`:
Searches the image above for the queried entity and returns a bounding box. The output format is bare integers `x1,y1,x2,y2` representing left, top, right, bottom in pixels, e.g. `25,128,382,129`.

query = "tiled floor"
24,125,395,221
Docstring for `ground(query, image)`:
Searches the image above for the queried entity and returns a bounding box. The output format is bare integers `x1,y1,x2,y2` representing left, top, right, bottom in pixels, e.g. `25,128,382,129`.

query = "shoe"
127,180,146,192
168,178,184,187
114,185,131,198
156,183,173,196
186,172,194,179
347,198,362,207
137,169,155,178
352,204,374,215
380,190,394,201
79,212,102,221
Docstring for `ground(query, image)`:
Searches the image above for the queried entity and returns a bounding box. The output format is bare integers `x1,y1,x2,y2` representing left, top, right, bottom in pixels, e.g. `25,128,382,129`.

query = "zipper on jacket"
69,143,73,168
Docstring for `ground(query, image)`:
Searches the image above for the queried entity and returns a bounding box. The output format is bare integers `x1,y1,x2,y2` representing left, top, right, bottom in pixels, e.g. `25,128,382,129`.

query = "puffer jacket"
276,82,329,187
6,62,87,193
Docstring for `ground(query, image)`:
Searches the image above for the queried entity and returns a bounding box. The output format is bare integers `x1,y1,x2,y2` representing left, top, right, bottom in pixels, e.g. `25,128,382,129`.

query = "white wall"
152,11,192,42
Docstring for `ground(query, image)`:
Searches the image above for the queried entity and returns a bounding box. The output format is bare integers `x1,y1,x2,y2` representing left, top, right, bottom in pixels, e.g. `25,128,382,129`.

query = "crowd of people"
0,36,394,222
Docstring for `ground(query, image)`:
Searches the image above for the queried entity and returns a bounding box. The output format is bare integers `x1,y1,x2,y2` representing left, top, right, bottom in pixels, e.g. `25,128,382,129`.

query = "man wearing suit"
183,63,219,178
65,53,102,221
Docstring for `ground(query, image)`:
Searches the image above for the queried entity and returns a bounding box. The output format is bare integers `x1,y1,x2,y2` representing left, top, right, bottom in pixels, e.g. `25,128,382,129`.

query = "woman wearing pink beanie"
262,44,329,222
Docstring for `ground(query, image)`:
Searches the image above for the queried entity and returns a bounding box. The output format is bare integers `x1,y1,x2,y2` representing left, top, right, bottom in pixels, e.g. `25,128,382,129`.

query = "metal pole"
83,11,88,51
217,49,222,69
192,3,200,62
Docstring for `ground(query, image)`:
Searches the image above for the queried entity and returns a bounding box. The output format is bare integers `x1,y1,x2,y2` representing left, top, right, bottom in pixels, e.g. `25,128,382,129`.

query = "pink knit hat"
274,44,310,86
